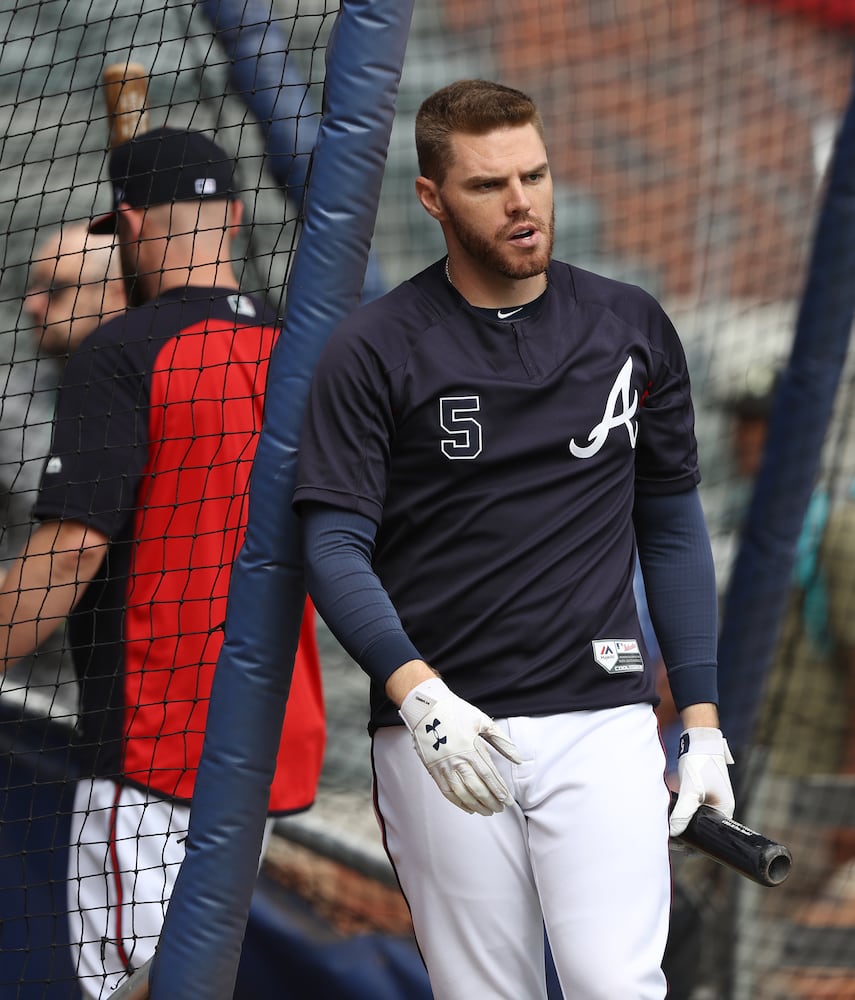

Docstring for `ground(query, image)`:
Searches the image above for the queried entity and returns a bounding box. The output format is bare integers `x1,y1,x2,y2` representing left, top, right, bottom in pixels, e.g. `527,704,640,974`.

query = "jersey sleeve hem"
634,470,701,496
293,486,383,523
31,501,117,537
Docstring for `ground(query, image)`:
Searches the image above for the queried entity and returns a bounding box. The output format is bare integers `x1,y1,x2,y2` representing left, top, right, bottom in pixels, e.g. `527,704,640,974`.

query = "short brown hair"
415,79,546,184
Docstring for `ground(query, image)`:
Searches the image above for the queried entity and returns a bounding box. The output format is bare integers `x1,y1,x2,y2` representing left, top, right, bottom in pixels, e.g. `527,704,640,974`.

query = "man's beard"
447,204,555,280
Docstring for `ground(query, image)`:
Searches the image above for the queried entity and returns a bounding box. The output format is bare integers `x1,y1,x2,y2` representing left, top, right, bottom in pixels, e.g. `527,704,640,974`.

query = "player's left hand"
669,727,735,837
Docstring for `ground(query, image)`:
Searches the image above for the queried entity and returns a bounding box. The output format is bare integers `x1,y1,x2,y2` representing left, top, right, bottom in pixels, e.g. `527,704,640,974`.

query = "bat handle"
102,62,150,147
669,791,793,888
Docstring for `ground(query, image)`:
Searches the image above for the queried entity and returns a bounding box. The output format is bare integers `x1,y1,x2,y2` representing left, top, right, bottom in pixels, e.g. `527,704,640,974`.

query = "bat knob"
762,844,794,887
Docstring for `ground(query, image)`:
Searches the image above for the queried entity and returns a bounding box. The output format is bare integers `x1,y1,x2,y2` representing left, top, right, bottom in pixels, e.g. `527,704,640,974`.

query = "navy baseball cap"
89,126,236,234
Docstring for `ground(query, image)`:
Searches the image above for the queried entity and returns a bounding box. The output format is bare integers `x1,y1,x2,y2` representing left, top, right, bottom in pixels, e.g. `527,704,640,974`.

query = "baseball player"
293,79,734,999
0,128,325,999
24,222,126,357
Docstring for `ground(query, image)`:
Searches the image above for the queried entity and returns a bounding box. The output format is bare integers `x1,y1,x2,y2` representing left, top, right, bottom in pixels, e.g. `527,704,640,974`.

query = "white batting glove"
399,677,522,816
669,727,735,837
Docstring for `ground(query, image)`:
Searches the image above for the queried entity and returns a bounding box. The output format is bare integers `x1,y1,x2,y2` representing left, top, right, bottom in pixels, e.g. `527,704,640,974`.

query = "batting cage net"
1,2,854,999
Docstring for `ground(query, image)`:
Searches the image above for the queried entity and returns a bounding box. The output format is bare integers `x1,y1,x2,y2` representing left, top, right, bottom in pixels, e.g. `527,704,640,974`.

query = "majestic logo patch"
569,356,639,458
593,639,644,674
45,456,62,475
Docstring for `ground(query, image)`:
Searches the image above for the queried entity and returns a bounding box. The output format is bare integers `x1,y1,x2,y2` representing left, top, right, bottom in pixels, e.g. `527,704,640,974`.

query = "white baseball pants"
372,703,672,1000
66,777,272,1000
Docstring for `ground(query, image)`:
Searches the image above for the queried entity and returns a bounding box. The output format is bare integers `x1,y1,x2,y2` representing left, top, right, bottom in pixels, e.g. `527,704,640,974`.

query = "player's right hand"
398,677,522,816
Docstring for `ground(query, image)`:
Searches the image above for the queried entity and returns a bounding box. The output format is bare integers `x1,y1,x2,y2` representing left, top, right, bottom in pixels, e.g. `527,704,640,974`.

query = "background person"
0,127,325,1000
294,79,734,1000
24,222,126,358
1,222,125,685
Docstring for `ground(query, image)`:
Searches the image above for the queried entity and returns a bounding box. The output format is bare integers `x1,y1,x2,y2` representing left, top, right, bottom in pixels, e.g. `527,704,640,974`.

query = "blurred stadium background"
1,1,855,998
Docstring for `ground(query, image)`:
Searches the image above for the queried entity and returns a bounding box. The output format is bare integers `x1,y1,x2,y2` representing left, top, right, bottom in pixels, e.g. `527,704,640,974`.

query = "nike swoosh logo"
497,307,523,319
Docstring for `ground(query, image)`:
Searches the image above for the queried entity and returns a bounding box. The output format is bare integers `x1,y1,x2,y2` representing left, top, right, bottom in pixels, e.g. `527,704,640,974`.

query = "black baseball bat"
670,791,792,887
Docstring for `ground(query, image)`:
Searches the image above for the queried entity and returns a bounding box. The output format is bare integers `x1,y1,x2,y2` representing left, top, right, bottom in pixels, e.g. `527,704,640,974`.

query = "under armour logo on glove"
399,676,523,816
425,718,447,752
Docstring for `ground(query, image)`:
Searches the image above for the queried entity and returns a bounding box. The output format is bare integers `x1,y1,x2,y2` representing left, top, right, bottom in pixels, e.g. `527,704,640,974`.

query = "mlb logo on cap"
90,126,236,234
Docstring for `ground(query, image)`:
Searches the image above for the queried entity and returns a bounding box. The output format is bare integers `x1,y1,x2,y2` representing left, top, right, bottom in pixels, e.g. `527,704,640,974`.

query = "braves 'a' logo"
569,356,638,458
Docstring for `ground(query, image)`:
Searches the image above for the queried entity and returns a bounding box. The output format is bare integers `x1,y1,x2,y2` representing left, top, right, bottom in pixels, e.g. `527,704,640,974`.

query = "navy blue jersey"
294,259,701,730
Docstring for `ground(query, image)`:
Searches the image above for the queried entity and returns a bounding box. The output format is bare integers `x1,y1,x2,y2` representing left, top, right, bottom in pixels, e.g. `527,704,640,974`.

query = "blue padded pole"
199,0,324,209
717,59,855,756
148,3,413,997
200,0,387,301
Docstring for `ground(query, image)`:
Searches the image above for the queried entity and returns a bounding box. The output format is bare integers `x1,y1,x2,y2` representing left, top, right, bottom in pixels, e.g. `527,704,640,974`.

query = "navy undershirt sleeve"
301,502,423,685
633,488,719,711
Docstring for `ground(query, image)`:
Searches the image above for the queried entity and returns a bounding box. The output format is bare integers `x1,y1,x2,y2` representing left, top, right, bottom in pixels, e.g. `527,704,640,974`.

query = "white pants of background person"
67,777,273,1000
373,703,671,1000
